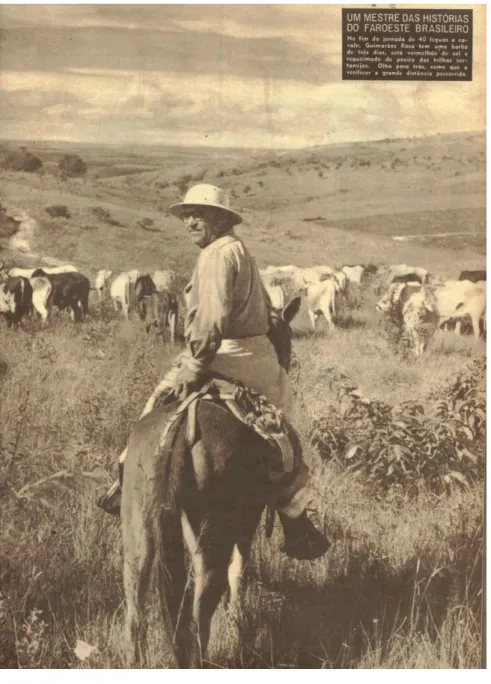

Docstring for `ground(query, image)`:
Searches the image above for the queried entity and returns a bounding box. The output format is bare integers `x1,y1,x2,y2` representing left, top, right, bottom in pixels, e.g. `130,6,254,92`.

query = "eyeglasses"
180,211,206,223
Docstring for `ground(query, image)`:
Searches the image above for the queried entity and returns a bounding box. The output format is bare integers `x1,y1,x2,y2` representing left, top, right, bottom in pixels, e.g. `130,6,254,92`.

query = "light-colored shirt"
184,231,270,373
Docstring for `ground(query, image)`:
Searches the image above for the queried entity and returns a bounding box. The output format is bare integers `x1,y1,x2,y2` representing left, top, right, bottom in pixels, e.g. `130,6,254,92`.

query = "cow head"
333,271,348,292
376,283,406,314
0,283,15,314
127,269,140,285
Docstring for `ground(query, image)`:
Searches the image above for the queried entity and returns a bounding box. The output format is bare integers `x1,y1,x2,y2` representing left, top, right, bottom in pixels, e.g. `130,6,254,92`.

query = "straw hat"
169,184,242,225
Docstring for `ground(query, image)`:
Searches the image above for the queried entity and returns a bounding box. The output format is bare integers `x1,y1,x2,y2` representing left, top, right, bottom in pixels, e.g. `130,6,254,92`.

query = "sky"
0,2,486,149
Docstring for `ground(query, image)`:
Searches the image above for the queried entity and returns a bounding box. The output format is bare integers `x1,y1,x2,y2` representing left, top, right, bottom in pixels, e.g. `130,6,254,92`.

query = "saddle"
155,377,300,477
151,378,304,538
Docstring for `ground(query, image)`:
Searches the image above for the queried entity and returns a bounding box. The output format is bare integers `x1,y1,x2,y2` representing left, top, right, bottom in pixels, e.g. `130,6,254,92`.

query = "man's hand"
174,367,202,400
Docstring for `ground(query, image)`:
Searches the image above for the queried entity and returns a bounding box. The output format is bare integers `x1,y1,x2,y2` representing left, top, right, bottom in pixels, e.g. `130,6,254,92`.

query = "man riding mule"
98,184,329,561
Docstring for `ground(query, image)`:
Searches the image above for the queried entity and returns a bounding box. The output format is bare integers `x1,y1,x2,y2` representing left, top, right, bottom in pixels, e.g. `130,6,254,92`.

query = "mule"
121,298,301,668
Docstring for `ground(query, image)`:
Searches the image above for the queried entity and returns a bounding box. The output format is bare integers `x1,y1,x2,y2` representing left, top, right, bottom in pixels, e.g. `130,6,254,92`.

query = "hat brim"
169,201,242,226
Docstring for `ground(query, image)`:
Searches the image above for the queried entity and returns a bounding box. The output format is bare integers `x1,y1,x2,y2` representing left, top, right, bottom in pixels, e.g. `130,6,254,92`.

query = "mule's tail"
150,414,192,668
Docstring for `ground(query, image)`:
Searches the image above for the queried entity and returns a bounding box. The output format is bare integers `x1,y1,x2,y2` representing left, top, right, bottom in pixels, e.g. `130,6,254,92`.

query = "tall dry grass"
0,291,485,668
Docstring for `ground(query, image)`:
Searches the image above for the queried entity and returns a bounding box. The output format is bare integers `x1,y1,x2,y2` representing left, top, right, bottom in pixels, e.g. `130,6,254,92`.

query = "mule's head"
267,296,301,373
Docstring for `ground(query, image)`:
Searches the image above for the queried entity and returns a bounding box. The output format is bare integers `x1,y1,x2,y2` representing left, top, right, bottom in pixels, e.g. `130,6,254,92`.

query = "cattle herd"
260,262,486,357
0,258,486,358
0,260,178,342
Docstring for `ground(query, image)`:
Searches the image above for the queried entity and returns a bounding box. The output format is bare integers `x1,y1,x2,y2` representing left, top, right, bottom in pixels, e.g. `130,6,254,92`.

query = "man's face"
180,206,228,248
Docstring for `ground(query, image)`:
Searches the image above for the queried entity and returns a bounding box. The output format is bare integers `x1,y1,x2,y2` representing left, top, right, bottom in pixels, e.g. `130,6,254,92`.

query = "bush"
45,205,71,219
193,169,206,182
243,185,251,194
175,174,193,195
0,204,20,239
58,154,87,179
3,147,42,173
310,358,485,497
137,217,155,231
91,207,123,227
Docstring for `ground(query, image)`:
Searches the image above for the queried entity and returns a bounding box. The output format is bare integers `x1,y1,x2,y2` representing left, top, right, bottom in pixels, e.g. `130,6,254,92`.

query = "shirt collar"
202,229,237,251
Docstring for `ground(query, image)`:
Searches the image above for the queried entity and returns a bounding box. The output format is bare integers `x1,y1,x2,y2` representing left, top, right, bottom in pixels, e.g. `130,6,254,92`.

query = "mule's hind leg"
122,508,154,667
228,509,263,609
154,514,193,668
182,514,231,666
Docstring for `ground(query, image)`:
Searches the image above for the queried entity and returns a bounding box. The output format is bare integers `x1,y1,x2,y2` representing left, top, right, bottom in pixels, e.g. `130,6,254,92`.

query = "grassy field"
0,132,486,668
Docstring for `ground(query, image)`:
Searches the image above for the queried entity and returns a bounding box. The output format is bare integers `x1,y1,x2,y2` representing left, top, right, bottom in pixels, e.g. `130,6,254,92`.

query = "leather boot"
96,462,124,516
279,511,331,560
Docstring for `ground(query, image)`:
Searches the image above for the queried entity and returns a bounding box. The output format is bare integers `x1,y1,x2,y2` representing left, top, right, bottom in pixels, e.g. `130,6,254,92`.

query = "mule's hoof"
96,480,121,516
281,533,331,561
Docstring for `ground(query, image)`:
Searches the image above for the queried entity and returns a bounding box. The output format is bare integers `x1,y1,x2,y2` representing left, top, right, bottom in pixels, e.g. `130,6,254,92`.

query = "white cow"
428,279,486,340
152,269,177,293
94,269,113,303
342,265,365,284
8,264,78,278
42,265,79,275
300,265,335,284
262,264,335,297
377,279,486,356
29,277,51,322
7,267,36,278
261,265,298,277
304,276,345,331
385,264,429,286
110,270,140,319
376,283,439,357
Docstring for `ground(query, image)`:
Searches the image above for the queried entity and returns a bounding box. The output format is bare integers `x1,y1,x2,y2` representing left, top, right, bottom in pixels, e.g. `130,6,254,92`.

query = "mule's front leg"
227,545,245,609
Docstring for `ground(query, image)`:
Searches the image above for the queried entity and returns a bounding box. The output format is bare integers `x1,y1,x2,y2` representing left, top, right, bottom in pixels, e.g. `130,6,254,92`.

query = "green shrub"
310,358,485,496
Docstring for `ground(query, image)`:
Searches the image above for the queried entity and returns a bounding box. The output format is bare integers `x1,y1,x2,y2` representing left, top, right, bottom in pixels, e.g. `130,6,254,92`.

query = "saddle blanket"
156,378,299,475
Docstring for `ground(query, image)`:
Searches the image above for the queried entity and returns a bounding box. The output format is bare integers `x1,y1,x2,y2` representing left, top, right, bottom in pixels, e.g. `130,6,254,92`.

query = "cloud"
0,4,485,149
0,67,484,150
0,22,334,85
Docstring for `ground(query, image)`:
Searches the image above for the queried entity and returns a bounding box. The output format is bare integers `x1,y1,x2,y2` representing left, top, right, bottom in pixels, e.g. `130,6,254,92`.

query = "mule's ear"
283,296,302,323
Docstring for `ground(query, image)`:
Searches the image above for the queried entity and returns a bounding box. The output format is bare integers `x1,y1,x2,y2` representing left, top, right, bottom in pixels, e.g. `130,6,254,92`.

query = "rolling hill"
0,130,485,283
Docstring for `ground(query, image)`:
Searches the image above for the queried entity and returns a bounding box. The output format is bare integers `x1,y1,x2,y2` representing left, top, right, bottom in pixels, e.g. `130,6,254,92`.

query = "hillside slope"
0,131,485,282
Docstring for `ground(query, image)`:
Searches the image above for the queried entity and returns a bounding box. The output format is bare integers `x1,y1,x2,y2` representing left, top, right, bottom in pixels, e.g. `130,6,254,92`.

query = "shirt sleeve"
184,246,237,373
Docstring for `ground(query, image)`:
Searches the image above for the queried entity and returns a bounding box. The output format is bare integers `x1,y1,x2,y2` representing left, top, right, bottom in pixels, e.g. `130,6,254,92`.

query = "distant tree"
175,178,189,195
3,146,42,173
46,205,71,219
58,153,87,178
91,206,123,226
